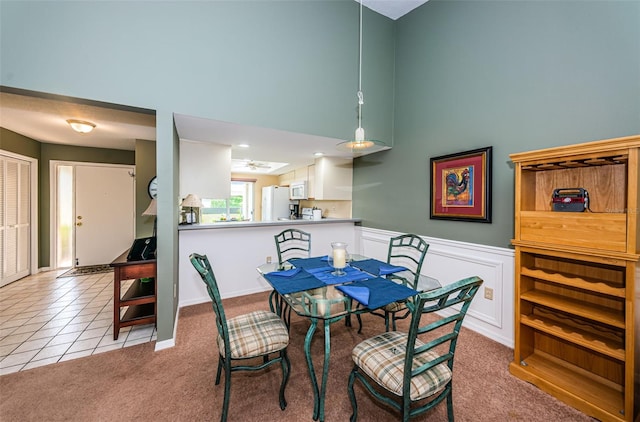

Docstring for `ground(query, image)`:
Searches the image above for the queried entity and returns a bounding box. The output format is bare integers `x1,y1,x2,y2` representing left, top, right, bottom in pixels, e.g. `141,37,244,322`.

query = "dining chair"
189,253,291,422
358,234,429,332
270,228,311,321
347,275,483,422
274,228,311,264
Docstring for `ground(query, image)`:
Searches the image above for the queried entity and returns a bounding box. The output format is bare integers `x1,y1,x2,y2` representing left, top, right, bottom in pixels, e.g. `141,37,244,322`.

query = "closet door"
1,156,30,287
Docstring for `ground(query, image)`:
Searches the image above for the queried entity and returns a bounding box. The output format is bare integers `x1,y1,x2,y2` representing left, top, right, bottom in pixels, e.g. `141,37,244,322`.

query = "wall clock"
147,176,158,199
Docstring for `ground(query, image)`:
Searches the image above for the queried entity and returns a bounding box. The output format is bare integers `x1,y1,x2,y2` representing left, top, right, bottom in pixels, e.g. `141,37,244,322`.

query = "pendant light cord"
357,0,363,129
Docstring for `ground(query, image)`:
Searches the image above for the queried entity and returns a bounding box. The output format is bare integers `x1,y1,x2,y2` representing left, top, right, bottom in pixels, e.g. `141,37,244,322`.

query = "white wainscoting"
358,227,515,348
178,224,514,348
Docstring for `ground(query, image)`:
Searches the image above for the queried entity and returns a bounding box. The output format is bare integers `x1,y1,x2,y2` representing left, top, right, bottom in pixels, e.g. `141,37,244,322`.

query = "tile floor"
0,269,156,375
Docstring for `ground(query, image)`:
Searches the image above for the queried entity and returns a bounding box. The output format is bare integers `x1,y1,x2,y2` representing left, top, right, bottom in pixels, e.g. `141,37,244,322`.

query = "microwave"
289,181,307,200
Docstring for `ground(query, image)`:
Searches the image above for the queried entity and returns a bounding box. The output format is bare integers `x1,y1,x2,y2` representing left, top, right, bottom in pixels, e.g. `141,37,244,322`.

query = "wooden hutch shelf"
110,249,157,340
509,135,639,422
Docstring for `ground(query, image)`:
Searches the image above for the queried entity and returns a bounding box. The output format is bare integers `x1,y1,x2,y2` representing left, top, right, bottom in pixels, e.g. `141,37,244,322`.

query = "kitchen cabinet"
279,171,295,186
509,135,639,422
294,167,308,182
307,164,316,199
310,157,352,200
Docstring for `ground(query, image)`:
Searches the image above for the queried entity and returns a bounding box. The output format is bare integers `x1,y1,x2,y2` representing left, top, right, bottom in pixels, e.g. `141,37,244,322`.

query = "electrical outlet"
484,287,494,300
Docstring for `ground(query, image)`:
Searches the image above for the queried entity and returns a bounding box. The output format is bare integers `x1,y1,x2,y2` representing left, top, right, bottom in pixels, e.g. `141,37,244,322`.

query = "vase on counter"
329,242,348,276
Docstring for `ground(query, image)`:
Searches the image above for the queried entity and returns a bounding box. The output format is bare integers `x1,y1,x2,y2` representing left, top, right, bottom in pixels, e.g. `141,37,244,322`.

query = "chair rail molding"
357,227,515,348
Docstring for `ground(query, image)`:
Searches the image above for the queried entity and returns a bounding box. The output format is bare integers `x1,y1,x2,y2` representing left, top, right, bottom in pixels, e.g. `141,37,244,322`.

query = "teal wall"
1,0,396,342
4,0,638,341
0,1,394,143
354,0,640,248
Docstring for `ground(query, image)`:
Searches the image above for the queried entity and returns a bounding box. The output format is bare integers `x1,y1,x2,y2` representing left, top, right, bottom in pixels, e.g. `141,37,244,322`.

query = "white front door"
74,165,135,266
0,155,31,287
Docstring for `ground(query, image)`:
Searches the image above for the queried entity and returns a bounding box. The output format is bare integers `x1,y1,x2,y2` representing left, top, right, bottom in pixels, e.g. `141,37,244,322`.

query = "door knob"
76,222,83,226
77,216,83,220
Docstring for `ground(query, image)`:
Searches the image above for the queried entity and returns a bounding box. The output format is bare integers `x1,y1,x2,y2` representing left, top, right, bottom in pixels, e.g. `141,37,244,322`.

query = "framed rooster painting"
430,146,492,223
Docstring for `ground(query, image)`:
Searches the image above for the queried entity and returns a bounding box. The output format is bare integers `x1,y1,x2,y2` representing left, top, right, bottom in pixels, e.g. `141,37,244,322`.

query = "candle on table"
333,248,346,269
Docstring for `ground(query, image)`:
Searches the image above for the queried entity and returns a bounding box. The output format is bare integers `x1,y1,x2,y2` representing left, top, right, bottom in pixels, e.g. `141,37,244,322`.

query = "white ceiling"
0,1,424,175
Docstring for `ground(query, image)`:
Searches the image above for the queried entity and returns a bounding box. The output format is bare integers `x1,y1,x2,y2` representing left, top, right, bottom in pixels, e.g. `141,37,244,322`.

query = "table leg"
304,317,337,422
304,318,320,419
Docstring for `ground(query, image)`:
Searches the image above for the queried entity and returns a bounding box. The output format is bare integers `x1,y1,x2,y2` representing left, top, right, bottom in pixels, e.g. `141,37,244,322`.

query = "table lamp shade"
181,194,203,208
142,198,157,216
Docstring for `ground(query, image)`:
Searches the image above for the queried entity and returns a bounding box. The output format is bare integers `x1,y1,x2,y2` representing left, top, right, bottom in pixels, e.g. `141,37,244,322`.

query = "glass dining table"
256,255,440,422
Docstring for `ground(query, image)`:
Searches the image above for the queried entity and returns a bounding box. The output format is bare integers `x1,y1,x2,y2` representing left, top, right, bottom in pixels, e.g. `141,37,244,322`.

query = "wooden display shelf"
110,249,157,340
521,290,625,329
511,135,639,421
121,278,155,303
520,313,625,361
520,266,626,298
120,303,156,325
509,352,625,422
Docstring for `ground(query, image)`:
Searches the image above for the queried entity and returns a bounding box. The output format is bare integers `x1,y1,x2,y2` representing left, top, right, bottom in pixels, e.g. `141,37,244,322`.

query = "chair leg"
279,349,291,410
446,389,454,422
391,313,398,331
215,356,223,385
347,368,358,422
221,360,232,422
356,313,363,334
286,305,292,328
268,290,277,313
384,312,391,332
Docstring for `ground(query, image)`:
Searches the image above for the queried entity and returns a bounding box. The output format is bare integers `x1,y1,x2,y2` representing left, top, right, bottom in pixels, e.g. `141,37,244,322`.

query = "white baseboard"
155,311,180,351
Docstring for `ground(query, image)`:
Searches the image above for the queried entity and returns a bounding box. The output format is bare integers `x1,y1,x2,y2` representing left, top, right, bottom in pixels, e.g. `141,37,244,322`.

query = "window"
201,180,254,222
56,165,73,268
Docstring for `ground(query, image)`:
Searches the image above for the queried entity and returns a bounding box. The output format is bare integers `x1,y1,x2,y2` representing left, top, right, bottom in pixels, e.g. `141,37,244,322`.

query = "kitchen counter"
179,218,361,305
178,217,361,231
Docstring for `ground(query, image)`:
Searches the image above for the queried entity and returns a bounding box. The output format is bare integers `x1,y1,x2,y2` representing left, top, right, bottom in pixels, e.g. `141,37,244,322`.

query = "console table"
110,249,157,340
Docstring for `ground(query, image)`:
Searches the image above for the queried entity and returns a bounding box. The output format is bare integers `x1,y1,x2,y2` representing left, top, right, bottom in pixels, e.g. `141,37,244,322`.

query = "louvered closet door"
1,156,30,287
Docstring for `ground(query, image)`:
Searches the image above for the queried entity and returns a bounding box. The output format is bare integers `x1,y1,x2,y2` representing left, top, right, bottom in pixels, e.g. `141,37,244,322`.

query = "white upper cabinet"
311,157,352,200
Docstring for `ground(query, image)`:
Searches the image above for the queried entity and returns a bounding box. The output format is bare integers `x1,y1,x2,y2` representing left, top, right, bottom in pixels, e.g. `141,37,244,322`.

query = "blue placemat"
350,258,407,276
264,268,326,295
312,266,372,285
288,256,330,270
336,278,419,309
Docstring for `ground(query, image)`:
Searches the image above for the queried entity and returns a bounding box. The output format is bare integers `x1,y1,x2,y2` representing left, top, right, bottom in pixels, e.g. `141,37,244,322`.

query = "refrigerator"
261,185,291,221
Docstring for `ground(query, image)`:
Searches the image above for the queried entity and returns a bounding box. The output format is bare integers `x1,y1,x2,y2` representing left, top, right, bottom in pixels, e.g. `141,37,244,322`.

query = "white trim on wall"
357,227,515,348
175,224,515,349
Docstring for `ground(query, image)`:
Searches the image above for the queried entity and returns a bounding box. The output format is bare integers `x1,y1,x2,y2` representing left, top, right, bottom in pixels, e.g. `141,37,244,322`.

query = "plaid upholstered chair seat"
381,300,408,313
352,331,451,401
347,276,483,421
190,253,291,422
218,310,289,359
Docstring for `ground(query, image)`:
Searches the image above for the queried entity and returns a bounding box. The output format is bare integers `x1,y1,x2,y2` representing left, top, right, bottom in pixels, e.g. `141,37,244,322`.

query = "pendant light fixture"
336,0,386,154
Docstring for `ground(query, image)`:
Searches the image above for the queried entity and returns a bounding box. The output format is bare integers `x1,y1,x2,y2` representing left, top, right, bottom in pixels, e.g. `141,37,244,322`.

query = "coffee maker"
289,203,300,219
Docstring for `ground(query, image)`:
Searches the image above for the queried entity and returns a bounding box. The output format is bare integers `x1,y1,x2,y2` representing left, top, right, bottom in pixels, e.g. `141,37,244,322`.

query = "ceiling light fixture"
336,0,386,154
66,119,96,134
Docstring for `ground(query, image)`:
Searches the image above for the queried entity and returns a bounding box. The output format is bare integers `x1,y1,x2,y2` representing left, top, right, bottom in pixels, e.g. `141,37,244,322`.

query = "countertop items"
177,217,361,231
